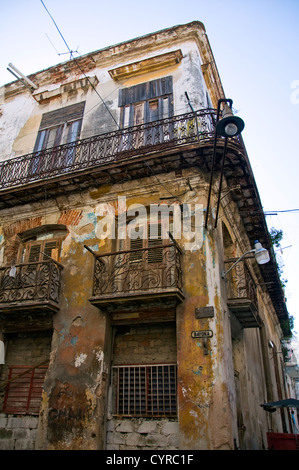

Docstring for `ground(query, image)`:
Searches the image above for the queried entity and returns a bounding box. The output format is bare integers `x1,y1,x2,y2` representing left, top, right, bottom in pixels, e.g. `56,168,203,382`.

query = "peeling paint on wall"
75,353,87,368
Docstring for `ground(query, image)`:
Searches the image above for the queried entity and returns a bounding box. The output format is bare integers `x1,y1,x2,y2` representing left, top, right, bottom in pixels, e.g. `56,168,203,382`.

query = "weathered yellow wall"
0,21,288,450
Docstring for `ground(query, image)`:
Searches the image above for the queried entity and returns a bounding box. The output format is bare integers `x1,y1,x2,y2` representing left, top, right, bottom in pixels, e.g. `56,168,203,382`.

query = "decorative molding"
32,76,99,103
108,50,183,81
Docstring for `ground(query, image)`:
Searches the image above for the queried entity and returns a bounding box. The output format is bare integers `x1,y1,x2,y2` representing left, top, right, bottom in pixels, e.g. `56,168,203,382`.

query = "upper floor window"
118,215,174,263
34,102,85,152
19,239,61,264
118,77,173,128
16,225,67,265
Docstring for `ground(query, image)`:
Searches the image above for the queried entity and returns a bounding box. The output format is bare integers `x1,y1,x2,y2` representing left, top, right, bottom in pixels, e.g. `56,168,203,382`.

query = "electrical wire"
40,0,119,130
265,209,299,214
40,0,201,131
9,1,203,210
12,3,201,150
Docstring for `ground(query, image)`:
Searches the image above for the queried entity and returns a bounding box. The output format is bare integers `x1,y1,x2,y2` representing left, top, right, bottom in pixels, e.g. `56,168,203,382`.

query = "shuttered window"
119,77,173,128
19,239,61,264
148,223,163,264
34,102,85,152
3,365,48,415
125,223,163,264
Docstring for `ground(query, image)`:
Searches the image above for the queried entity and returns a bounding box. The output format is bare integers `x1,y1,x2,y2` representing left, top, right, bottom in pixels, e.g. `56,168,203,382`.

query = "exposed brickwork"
3,331,52,366
2,217,42,264
58,209,83,226
2,217,42,239
113,323,177,365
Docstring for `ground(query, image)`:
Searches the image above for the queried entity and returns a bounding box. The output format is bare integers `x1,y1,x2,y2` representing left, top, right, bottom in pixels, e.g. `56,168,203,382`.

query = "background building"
0,21,295,450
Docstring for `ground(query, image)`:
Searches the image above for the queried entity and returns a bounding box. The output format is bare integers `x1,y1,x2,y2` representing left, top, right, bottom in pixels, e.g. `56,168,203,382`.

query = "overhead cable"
40,0,119,129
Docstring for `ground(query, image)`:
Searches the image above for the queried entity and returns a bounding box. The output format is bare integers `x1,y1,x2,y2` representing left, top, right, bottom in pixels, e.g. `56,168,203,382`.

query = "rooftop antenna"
40,0,119,129
45,33,79,60
7,63,38,91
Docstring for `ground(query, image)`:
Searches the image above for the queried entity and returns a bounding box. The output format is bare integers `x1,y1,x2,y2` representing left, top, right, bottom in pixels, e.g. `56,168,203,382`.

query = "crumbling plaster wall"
0,166,239,450
0,21,281,449
0,189,116,449
0,26,211,163
176,219,237,450
0,160,286,450
217,183,286,448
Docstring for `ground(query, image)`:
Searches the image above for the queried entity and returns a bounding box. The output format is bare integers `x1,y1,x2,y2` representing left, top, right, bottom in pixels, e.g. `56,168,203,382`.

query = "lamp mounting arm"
222,249,255,279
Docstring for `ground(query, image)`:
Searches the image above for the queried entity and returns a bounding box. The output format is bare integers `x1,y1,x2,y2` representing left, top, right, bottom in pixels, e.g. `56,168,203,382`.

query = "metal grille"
224,259,257,307
0,259,63,306
113,364,177,417
0,109,217,191
93,243,183,297
3,365,47,415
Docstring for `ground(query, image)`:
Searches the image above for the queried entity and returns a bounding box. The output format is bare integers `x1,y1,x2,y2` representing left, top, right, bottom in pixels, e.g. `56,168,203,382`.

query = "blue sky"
1,0,299,334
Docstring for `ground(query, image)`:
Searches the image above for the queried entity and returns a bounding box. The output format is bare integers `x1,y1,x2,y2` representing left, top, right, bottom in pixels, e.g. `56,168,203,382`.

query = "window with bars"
113,364,177,417
3,365,48,415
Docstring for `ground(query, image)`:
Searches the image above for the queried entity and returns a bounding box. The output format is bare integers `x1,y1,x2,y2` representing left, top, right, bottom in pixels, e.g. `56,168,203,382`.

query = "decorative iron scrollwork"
0,260,63,306
225,259,257,308
92,244,183,298
0,109,218,190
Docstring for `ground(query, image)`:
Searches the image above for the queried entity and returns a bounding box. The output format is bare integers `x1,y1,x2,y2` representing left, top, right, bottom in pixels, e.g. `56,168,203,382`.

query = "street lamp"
205,99,245,229
222,240,270,279
216,102,244,137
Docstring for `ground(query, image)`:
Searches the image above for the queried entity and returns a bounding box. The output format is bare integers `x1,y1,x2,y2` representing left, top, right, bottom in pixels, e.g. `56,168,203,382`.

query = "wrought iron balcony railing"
0,259,63,313
0,109,216,190
224,259,261,328
89,243,184,308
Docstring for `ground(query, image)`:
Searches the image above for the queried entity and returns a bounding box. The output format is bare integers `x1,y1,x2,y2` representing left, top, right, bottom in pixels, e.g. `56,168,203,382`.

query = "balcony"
224,259,261,328
88,243,184,315
0,260,63,331
0,109,216,197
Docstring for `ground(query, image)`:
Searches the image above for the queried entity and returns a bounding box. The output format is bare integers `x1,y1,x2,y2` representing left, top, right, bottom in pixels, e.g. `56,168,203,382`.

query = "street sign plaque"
191,330,213,339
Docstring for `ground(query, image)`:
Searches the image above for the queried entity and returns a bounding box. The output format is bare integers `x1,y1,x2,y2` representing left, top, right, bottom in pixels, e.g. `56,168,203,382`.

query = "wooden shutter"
148,223,163,264
119,77,173,107
28,244,41,263
43,241,59,261
126,223,163,263
39,102,86,129
129,237,143,262
22,239,60,263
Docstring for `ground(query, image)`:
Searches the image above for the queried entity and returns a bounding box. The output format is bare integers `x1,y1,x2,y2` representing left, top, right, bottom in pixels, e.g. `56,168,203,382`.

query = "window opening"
118,77,173,150
113,363,177,417
30,102,85,175
124,221,164,264
19,239,61,264
3,364,48,415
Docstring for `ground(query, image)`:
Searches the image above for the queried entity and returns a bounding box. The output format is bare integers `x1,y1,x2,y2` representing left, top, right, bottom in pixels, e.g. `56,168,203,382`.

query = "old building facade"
0,21,294,450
